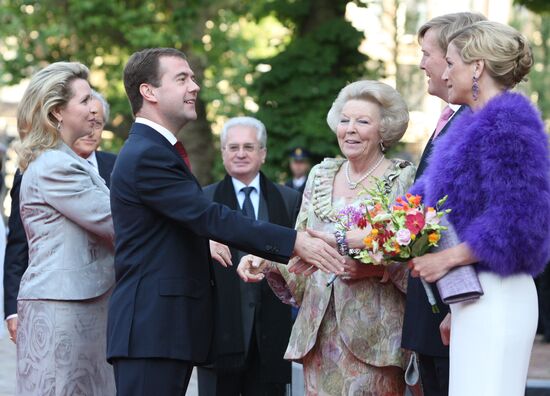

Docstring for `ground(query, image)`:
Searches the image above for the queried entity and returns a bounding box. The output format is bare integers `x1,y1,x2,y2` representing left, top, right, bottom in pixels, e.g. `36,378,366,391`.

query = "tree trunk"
177,53,215,186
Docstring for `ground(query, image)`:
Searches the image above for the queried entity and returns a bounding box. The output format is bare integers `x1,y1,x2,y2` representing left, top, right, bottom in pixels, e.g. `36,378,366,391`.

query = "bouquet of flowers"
334,178,451,313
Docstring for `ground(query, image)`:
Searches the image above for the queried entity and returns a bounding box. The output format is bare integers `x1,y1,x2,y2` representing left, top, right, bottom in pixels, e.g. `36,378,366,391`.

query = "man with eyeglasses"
198,117,301,396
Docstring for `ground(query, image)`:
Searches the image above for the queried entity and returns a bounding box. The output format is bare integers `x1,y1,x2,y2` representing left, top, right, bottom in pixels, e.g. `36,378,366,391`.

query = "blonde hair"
448,21,533,89
326,80,409,148
417,12,487,53
16,62,89,171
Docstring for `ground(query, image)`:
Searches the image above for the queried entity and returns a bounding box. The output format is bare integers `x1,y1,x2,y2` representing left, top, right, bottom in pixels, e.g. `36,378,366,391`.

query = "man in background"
285,147,311,195
199,116,300,396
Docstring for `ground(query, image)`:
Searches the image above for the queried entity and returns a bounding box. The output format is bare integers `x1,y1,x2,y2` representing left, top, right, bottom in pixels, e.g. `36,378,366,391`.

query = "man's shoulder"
202,181,221,198
96,150,117,161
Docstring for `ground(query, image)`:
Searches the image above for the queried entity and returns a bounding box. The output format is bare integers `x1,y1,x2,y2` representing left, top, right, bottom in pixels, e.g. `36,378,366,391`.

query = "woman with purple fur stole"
408,21,550,396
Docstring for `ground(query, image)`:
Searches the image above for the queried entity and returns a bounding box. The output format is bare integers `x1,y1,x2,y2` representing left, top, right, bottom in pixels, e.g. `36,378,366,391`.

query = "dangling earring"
56,120,62,131
472,75,479,101
379,141,386,153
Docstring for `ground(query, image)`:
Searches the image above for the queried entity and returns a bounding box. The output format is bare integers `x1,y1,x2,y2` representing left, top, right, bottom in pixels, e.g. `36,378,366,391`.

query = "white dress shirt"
135,117,177,145
231,174,261,220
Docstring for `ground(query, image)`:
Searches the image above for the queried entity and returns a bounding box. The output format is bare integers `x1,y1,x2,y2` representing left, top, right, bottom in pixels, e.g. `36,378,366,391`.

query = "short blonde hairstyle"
326,80,409,148
418,12,487,53
448,21,533,89
16,62,89,171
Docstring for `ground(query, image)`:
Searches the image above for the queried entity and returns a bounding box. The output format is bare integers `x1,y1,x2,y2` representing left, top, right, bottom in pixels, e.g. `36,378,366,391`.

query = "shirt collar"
448,103,461,112
231,173,261,195
85,150,98,170
135,117,178,145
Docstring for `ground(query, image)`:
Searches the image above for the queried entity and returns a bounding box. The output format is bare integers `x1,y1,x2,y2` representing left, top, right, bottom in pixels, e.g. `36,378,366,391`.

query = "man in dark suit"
3,90,116,342
106,47,343,396
284,147,311,195
401,13,486,396
198,117,300,396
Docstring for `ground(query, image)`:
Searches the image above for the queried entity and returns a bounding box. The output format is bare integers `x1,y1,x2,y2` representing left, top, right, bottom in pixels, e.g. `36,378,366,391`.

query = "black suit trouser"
418,353,449,396
113,357,193,396
197,333,286,396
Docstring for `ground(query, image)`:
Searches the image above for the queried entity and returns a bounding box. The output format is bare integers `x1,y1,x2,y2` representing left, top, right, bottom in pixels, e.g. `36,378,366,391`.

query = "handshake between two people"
234,228,369,283
211,229,370,282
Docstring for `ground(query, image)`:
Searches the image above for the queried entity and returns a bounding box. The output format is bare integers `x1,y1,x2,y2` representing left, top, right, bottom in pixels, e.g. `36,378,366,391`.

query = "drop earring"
379,141,386,153
472,67,480,101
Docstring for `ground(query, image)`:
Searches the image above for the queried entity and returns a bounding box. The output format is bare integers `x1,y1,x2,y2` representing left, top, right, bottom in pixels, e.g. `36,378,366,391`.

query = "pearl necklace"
345,155,385,189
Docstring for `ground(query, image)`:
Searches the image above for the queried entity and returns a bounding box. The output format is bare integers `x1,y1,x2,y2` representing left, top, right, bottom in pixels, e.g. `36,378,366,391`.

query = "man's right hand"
292,231,345,274
6,317,17,344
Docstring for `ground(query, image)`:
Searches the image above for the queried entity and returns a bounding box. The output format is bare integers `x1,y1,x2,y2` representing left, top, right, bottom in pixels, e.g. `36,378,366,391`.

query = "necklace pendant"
348,182,358,190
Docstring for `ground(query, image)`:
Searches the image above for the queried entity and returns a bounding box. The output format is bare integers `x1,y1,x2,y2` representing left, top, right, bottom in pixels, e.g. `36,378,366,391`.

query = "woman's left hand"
341,256,385,280
409,252,451,283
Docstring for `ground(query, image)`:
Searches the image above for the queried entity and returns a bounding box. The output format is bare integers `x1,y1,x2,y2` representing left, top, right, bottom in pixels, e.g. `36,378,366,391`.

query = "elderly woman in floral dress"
239,80,415,395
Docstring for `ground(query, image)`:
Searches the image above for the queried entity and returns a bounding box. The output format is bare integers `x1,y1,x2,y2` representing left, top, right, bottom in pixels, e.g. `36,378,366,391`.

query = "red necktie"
174,141,192,170
432,106,455,140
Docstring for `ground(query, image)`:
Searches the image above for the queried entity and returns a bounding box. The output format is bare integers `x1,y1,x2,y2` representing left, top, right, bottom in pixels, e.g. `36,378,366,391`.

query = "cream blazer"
18,142,114,301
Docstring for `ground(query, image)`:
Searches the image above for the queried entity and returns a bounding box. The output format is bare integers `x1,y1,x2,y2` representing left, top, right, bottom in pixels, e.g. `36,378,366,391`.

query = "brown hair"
123,48,187,115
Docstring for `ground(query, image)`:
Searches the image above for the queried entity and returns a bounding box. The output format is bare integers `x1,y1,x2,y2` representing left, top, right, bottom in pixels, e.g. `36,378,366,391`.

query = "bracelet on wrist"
334,230,349,256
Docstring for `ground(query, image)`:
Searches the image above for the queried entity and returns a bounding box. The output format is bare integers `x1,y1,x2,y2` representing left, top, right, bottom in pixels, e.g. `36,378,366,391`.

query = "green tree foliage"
0,0,371,181
514,0,550,14
0,0,249,183
251,0,372,181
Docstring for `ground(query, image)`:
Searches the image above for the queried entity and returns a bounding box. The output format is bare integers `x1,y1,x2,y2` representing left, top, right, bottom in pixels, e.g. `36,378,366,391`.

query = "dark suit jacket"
2,150,116,319
203,173,300,383
285,178,307,195
106,123,297,365
401,105,465,357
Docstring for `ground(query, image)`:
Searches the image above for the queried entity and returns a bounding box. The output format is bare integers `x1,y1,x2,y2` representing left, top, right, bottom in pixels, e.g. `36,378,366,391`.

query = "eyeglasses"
224,144,264,153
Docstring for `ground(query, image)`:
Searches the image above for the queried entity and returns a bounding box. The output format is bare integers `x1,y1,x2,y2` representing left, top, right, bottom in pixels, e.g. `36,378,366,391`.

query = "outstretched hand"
237,254,269,282
292,231,345,275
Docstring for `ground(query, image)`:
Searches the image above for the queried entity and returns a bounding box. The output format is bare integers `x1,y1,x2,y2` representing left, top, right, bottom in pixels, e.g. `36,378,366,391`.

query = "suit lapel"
260,172,291,227
130,123,199,185
415,105,466,180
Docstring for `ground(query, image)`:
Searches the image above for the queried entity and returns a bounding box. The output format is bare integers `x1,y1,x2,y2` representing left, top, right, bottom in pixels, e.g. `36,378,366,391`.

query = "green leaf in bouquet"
411,233,429,257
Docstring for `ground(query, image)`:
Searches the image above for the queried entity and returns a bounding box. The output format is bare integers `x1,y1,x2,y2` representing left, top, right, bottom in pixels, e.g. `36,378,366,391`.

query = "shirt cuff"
5,314,17,321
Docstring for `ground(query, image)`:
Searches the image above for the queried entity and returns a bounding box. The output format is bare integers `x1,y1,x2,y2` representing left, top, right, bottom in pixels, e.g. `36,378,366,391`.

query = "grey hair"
91,89,110,124
326,80,409,148
220,116,267,147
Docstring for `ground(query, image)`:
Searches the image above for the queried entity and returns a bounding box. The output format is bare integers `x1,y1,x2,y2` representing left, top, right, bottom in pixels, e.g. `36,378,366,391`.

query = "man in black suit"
106,48,343,396
3,90,116,342
198,117,300,396
284,147,311,195
401,13,486,396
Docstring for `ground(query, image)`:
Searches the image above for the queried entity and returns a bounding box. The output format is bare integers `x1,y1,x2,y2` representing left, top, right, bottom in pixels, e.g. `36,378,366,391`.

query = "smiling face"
336,99,382,162
72,98,104,158
55,78,95,145
420,28,450,101
152,56,200,131
442,43,477,107
221,124,266,184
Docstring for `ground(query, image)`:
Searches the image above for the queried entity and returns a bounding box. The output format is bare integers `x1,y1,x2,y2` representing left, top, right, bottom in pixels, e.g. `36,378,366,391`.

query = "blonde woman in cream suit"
15,62,115,396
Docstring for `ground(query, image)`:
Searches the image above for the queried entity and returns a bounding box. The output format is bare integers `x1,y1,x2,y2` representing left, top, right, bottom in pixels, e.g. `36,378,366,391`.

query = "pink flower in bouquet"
396,229,412,246
369,251,384,264
405,211,425,235
425,207,440,225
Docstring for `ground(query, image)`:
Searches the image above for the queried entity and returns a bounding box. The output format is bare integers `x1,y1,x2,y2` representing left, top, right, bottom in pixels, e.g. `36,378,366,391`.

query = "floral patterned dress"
267,158,415,396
